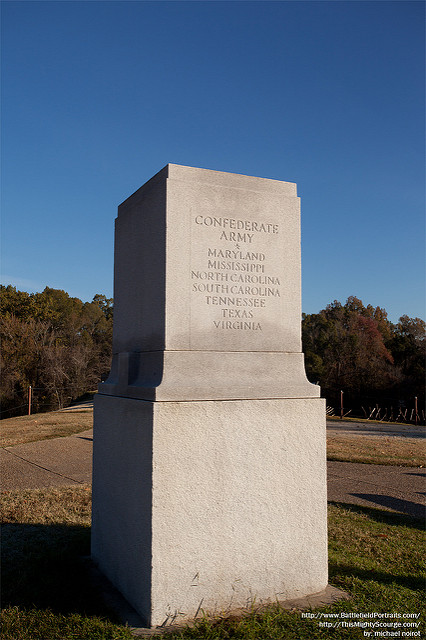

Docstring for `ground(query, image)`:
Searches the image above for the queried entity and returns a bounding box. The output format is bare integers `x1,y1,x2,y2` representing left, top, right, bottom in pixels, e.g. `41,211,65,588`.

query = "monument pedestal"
91,164,328,628
92,394,327,628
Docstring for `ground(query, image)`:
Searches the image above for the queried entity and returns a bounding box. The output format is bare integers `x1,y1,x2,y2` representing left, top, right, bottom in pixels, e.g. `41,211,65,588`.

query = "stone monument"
91,164,327,628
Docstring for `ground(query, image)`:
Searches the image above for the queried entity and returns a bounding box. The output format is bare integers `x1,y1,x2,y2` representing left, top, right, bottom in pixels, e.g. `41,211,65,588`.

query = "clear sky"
1,0,424,323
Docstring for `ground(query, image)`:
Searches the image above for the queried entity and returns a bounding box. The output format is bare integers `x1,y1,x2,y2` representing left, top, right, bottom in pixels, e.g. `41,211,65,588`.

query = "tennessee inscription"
191,215,282,332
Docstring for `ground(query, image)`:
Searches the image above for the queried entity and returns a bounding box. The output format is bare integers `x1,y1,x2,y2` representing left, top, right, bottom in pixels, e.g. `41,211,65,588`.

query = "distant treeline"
1,286,113,417
302,296,425,419
1,287,424,419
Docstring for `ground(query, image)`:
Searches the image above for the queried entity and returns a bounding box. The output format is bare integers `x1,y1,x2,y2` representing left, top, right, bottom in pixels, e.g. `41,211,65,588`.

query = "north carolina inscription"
191,215,281,331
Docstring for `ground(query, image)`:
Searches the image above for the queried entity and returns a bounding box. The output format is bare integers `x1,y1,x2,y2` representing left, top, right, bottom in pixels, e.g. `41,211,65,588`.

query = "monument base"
91,394,327,628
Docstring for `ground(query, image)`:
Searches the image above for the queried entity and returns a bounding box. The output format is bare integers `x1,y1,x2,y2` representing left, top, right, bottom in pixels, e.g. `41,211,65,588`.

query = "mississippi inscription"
191,215,282,332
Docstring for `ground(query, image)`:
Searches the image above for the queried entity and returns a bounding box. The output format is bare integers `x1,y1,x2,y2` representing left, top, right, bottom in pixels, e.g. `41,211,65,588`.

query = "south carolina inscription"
191,215,282,333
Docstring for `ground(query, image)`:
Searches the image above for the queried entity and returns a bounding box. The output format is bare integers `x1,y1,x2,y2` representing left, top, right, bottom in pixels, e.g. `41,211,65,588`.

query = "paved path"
327,419,425,439
1,428,425,519
1,430,93,490
327,460,425,519
326,420,425,517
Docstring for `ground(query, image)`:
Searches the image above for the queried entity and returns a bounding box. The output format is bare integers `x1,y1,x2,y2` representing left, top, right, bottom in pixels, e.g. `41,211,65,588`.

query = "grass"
327,434,425,467
0,410,93,447
1,486,424,640
1,485,133,640
3,408,424,468
327,415,419,427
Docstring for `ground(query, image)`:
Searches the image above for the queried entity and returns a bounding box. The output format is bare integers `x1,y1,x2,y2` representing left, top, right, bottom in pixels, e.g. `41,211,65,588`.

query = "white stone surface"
102,164,315,401
100,351,318,401
91,394,327,628
113,164,301,355
92,165,327,628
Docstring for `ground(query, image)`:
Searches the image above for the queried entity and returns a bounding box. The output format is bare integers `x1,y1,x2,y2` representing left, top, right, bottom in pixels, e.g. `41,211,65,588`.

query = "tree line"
1,287,424,421
302,296,425,420
1,286,113,417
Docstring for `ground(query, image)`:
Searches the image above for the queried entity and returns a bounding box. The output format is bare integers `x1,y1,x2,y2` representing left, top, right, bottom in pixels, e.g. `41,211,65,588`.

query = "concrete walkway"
1,429,93,490
326,419,425,518
327,419,425,439
327,460,425,519
1,427,425,520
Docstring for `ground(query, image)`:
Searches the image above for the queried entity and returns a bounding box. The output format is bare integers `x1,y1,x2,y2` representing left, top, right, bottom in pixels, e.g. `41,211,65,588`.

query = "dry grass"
327,415,416,426
1,486,92,581
1,485,134,639
327,434,425,467
0,410,93,448
2,486,424,640
2,408,425,468
0,485,92,526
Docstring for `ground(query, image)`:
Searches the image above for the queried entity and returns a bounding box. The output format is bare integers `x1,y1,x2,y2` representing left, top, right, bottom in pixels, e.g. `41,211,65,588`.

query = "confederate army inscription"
190,213,284,349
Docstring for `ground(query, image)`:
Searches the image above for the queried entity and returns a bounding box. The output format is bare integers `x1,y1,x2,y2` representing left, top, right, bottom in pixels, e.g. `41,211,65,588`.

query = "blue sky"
1,0,424,323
